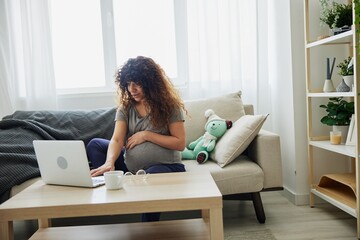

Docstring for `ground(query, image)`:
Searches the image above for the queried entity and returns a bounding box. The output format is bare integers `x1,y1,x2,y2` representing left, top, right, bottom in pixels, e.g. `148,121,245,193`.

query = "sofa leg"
251,192,265,223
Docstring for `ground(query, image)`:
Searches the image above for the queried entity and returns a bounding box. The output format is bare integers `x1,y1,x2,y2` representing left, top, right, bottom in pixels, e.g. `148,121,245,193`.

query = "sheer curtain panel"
185,0,257,104
0,0,57,119
0,0,263,118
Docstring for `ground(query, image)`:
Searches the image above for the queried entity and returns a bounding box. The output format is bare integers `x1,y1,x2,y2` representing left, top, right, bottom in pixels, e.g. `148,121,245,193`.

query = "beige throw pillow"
184,91,246,146
211,114,268,167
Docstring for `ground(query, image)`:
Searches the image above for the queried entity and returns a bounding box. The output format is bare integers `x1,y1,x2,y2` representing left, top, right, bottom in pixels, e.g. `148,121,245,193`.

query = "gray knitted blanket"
0,108,116,203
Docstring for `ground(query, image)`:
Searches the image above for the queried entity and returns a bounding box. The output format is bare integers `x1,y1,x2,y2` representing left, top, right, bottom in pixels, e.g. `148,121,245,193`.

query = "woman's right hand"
90,162,115,177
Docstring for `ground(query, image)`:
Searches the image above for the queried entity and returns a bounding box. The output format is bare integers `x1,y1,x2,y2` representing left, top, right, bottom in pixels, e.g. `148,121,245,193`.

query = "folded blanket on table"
0,107,116,203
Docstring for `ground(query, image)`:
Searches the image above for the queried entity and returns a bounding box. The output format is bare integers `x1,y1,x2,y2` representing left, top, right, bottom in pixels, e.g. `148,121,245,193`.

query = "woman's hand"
126,131,147,149
90,162,115,177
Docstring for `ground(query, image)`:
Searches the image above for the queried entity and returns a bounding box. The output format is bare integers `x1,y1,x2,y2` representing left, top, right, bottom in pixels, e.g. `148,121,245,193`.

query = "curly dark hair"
115,56,186,129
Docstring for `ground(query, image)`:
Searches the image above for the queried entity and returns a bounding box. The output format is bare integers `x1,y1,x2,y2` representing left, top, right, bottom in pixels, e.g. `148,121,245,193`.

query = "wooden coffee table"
0,171,223,240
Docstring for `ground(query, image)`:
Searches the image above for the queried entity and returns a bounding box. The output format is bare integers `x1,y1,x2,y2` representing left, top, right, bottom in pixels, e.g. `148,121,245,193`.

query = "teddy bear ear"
226,120,232,129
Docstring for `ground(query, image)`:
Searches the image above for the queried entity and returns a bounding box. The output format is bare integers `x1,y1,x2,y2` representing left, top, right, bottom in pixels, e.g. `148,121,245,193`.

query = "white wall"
289,0,309,204
57,91,117,110
266,0,308,204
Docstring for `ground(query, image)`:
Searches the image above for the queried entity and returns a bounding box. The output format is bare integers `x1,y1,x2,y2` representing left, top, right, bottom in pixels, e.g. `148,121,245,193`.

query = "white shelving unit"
304,0,360,238
309,140,356,157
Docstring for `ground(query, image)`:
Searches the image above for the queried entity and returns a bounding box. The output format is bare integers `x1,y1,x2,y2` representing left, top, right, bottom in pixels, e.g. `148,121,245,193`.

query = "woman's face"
127,81,145,102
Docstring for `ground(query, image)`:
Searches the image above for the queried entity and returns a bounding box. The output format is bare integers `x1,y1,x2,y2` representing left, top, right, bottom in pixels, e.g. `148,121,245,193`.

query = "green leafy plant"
320,97,354,126
336,56,354,76
320,0,352,29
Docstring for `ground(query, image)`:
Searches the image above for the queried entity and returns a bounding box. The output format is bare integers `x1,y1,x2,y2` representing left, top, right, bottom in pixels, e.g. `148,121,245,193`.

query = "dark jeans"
86,138,186,222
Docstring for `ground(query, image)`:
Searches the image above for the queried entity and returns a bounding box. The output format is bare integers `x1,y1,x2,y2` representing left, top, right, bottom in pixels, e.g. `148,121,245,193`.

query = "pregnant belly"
124,142,179,172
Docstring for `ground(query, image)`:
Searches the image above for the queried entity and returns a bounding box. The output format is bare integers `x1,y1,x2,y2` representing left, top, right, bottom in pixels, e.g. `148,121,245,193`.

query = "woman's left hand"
126,131,147,149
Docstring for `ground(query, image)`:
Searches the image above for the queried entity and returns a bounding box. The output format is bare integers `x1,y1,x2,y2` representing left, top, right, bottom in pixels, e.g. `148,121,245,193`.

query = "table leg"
38,218,51,228
201,209,209,219
209,207,224,240
0,221,13,240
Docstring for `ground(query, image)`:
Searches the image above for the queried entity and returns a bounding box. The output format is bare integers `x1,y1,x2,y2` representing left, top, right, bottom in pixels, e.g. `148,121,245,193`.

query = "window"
113,0,177,78
50,0,187,92
50,0,106,89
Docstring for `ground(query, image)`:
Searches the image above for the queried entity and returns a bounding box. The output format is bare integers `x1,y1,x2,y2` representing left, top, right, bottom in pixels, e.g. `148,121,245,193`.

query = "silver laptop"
33,140,105,188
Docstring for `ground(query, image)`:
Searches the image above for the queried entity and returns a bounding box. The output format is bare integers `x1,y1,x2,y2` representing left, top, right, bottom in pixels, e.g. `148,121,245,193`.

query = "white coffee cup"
104,170,124,190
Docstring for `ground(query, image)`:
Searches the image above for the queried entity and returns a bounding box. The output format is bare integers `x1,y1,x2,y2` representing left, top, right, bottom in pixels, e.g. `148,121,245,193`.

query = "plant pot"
336,78,351,92
331,26,351,35
333,125,349,144
343,75,354,89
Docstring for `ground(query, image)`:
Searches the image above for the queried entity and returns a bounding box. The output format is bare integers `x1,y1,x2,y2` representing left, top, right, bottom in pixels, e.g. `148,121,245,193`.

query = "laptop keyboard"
92,176,105,185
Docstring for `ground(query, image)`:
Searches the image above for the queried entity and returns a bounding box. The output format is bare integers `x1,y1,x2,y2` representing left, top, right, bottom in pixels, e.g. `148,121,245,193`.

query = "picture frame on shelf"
346,114,356,145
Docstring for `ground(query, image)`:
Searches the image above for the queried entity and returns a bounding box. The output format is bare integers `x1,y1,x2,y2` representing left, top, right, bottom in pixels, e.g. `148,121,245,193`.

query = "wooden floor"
224,191,357,240
13,191,358,240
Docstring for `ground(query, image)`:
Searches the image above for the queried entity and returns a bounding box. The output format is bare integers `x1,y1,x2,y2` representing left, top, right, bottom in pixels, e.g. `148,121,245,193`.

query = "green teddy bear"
182,109,232,164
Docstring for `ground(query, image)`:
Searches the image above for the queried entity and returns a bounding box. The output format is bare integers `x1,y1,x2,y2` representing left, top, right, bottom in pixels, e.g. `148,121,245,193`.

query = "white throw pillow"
211,114,268,167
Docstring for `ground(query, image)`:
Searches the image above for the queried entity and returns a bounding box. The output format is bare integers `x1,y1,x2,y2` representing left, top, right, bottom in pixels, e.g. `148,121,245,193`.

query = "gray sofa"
7,91,282,223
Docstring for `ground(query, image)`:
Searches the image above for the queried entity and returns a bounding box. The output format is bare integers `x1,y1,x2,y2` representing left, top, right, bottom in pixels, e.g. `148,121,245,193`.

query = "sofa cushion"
211,114,268,167
184,91,245,145
183,155,264,195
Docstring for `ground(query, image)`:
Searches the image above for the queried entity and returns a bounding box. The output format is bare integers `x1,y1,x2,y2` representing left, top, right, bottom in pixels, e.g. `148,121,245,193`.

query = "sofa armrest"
246,129,283,189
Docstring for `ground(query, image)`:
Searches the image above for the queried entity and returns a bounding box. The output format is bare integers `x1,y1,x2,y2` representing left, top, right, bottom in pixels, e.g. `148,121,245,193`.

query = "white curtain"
0,0,57,119
185,0,258,107
0,0,272,118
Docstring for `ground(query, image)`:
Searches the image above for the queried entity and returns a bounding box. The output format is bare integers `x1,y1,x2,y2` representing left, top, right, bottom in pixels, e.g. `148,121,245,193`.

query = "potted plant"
320,97,354,143
319,0,352,35
336,56,354,89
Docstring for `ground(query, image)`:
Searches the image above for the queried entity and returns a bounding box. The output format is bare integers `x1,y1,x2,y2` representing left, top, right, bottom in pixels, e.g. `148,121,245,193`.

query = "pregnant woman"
87,56,187,222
